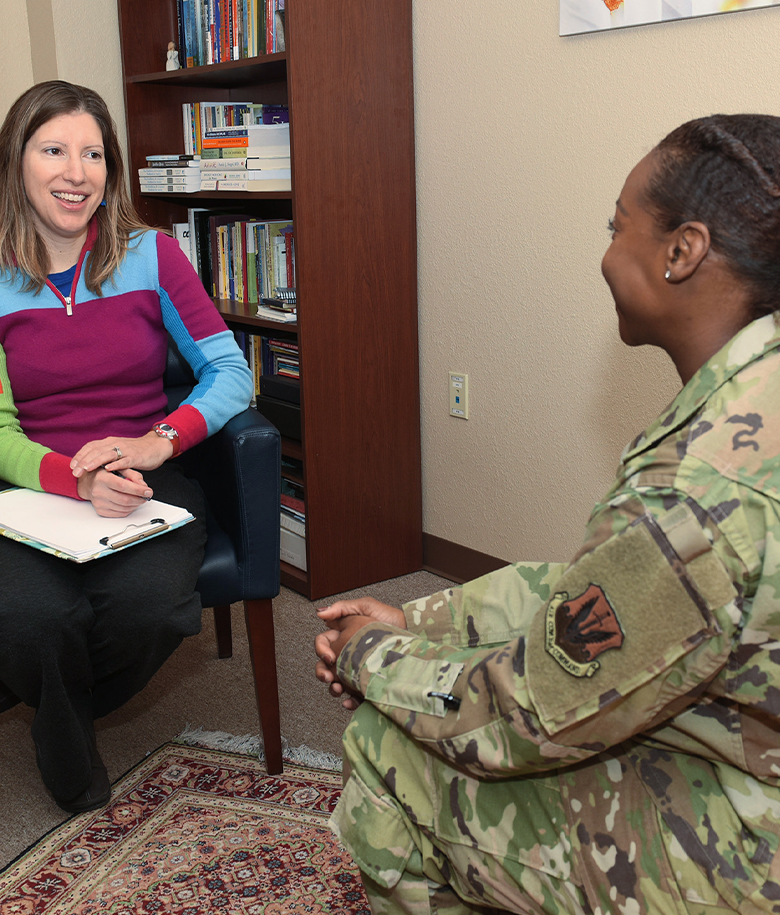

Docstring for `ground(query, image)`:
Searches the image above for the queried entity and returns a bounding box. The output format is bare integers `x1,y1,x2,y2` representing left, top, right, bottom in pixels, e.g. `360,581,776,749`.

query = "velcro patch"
527,507,735,737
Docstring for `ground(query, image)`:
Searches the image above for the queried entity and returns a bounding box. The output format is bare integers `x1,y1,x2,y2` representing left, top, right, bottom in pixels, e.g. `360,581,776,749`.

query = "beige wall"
0,0,125,164
0,1,35,108
413,2,780,565
3,2,779,569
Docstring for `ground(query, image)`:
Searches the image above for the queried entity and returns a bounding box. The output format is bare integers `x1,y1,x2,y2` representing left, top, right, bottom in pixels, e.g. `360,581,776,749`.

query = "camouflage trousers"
330,704,743,915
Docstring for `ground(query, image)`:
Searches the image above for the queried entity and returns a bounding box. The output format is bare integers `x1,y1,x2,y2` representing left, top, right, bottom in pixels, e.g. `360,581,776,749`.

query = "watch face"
154,423,176,439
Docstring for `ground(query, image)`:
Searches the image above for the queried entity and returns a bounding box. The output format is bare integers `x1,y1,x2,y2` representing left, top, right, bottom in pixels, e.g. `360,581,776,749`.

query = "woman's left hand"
70,431,174,478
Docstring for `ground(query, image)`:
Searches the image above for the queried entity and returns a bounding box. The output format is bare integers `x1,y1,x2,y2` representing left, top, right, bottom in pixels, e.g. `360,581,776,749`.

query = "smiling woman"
0,81,253,815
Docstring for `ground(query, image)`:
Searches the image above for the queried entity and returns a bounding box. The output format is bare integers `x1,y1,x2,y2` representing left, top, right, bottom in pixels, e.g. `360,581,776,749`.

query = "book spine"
187,208,203,275
139,167,202,176
199,158,248,170
247,0,255,58
176,0,186,67
217,0,229,63
202,137,248,149
217,225,228,299
211,0,219,62
200,146,247,159
140,175,202,184
253,224,264,299
280,510,305,538
286,229,295,287
246,222,258,304
207,0,215,64
224,0,232,61
192,0,202,65
233,0,241,59
183,0,196,66
252,336,262,396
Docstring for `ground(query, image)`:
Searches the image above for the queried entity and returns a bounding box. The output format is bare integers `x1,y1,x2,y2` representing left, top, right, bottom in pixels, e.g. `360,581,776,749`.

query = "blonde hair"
0,80,149,294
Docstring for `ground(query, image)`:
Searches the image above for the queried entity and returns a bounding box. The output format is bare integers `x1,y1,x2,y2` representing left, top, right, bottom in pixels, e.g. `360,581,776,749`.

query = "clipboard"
0,487,195,562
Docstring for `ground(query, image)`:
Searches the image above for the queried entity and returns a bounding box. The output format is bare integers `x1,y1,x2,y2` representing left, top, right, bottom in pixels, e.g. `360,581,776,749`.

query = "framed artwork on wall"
561,0,780,35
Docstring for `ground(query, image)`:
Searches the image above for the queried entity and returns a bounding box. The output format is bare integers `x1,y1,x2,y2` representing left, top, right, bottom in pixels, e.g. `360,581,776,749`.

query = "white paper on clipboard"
0,487,194,562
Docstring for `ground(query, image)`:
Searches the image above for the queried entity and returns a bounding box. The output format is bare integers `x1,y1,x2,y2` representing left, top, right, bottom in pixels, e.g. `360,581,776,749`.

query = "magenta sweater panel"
0,222,253,498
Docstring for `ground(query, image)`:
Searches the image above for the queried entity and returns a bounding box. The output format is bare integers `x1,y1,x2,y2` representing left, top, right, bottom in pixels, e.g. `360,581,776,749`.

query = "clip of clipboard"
100,518,169,549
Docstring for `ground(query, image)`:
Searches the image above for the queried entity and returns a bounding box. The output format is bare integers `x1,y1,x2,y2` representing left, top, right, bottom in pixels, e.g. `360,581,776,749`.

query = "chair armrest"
190,407,281,600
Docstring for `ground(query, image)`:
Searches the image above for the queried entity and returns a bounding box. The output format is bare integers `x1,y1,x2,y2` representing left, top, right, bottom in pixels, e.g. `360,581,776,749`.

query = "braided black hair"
646,114,780,318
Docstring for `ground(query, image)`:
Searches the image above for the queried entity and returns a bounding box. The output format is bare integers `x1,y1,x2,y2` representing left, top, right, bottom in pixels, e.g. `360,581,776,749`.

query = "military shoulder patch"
545,584,624,678
526,505,735,738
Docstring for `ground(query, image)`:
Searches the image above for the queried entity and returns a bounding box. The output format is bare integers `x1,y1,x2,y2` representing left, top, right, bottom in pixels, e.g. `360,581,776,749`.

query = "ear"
665,222,711,282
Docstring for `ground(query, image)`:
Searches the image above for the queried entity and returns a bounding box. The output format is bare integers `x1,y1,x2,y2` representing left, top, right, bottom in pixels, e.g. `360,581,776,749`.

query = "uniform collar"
621,312,780,463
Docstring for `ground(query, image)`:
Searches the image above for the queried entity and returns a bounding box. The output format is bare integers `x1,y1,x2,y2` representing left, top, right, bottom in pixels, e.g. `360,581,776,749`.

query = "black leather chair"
0,339,284,773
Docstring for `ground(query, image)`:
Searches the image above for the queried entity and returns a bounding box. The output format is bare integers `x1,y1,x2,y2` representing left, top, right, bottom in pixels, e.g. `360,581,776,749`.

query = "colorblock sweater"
0,220,253,499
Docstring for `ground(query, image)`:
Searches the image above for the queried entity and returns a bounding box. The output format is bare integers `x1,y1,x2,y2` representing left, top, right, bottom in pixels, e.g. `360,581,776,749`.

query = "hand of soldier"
316,596,406,630
315,599,406,710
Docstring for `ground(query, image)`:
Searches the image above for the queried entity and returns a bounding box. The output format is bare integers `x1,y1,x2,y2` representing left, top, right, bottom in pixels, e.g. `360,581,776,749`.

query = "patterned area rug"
0,742,369,914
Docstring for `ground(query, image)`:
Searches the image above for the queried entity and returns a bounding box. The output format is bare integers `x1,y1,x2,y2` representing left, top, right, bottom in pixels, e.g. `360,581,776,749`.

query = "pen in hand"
110,468,152,501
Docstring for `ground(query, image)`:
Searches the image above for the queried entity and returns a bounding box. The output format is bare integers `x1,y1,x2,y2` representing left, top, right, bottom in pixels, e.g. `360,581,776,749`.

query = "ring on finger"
114,446,123,459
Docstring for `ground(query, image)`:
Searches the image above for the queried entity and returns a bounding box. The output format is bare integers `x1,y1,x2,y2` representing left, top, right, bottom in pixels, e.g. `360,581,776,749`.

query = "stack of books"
257,287,296,323
253,336,301,442
199,122,291,191
183,100,287,156
139,154,202,193
280,487,306,571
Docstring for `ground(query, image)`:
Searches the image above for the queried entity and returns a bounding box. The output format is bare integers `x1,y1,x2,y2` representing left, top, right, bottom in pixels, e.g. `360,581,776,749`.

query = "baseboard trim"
422,533,509,584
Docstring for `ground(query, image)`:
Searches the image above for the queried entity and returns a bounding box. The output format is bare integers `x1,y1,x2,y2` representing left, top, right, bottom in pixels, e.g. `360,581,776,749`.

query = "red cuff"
39,452,80,499
163,404,208,454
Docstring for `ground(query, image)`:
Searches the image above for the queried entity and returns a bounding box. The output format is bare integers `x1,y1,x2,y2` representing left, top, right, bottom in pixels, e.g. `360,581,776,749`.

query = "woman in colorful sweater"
0,81,253,812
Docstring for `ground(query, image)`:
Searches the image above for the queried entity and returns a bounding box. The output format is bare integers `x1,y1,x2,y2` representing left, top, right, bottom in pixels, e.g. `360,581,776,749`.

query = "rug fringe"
176,726,343,771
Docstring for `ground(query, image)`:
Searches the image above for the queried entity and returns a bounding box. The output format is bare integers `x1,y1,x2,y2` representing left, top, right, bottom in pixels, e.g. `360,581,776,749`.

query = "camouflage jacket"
336,313,780,903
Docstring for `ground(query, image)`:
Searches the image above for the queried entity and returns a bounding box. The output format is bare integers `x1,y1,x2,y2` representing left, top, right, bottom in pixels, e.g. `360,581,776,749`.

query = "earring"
665,269,672,281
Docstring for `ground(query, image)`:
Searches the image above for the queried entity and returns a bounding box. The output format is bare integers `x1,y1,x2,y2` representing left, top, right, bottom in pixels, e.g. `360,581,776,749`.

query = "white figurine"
166,42,180,71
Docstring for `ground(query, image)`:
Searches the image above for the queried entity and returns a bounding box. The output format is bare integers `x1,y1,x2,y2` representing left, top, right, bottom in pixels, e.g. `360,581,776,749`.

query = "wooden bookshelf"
116,0,423,599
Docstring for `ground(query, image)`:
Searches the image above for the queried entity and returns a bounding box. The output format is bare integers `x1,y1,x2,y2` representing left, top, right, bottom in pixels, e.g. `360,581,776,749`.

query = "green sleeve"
0,341,52,490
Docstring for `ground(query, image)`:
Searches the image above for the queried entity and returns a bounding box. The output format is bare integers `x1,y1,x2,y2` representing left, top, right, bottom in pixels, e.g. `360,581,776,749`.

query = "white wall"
4,1,780,569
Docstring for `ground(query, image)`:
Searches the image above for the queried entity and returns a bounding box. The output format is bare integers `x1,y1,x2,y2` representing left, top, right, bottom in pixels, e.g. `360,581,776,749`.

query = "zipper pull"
64,295,72,316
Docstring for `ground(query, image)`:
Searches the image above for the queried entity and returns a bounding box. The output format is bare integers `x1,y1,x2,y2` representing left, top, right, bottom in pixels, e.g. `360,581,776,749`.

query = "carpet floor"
0,741,369,914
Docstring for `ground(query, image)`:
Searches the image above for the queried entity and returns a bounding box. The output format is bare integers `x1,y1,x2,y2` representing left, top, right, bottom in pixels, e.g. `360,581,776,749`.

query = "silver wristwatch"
152,422,180,456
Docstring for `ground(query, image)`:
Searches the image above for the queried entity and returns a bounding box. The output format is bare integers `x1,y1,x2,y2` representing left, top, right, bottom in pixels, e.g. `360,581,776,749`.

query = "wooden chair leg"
213,605,233,659
243,597,283,774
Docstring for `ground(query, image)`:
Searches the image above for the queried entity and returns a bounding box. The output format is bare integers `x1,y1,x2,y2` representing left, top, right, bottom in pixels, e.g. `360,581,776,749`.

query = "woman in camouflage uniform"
315,115,780,914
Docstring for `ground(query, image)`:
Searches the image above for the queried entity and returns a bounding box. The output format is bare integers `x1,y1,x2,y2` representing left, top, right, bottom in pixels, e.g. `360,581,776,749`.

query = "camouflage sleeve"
335,492,743,778
401,561,569,646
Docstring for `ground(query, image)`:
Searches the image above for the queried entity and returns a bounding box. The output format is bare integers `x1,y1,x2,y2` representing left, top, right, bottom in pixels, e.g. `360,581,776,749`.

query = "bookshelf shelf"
126,53,288,88
143,191,293,201
117,0,423,600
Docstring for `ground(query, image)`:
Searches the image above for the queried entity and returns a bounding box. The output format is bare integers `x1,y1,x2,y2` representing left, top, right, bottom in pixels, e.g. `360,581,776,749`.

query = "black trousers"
0,463,207,800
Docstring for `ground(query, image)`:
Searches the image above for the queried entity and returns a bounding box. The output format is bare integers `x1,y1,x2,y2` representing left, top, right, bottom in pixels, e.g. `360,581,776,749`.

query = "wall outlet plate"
449,372,468,419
